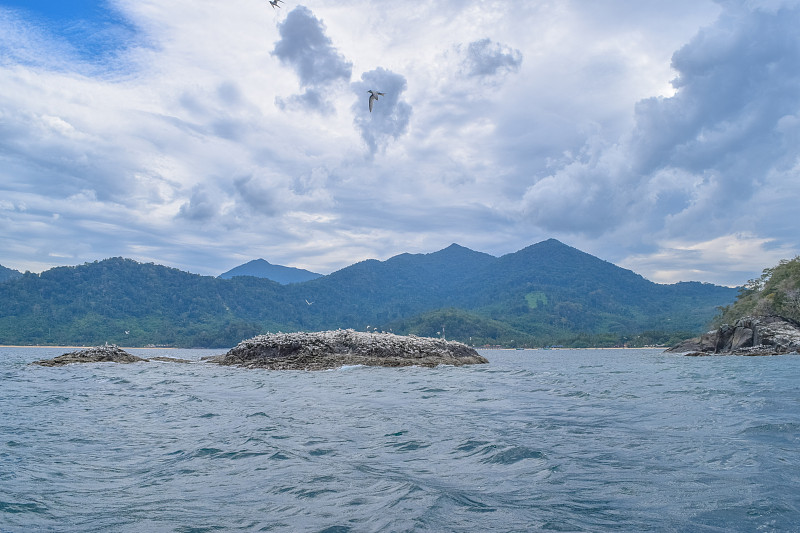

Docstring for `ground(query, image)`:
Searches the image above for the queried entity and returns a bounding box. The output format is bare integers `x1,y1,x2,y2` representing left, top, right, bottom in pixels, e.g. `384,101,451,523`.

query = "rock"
667,337,704,353
729,327,753,350
31,346,195,366
666,315,800,356
205,329,489,370
32,344,147,366
148,356,193,363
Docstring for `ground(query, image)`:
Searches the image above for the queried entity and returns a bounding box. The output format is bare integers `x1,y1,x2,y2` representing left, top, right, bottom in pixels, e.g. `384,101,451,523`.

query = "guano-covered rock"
205,329,489,370
32,344,147,366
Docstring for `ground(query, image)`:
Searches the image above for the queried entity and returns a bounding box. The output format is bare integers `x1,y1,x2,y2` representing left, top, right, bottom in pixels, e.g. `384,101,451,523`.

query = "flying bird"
305,299,313,306
269,0,283,8
367,90,385,112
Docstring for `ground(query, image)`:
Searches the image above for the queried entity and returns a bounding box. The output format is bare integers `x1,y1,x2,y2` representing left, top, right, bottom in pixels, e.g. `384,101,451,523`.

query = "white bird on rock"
367,90,385,112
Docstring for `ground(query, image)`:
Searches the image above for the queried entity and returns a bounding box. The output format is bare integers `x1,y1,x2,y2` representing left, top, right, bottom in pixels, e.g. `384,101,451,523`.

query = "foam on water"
1,347,799,532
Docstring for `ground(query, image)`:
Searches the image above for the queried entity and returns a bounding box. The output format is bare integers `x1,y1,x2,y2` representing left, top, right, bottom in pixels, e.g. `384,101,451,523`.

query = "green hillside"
0,241,739,348
0,264,22,283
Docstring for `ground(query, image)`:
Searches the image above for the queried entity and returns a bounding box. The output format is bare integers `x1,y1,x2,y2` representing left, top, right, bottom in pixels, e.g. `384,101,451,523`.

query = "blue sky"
1,0,798,286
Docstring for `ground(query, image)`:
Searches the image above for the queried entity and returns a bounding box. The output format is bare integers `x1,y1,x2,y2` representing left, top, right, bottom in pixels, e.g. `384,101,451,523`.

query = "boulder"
32,344,147,366
205,329,489,370
666,315,800,356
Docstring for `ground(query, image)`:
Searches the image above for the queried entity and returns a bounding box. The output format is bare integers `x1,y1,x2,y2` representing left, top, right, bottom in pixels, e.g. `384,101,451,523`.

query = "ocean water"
1,347,799,532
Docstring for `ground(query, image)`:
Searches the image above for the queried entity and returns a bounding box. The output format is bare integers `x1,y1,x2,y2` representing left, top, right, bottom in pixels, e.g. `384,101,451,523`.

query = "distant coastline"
0,345,181,350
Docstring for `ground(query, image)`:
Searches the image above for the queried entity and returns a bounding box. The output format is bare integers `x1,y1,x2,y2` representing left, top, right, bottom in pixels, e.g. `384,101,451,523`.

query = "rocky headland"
666,315,800,356
205,329,489,370
31,344,192,366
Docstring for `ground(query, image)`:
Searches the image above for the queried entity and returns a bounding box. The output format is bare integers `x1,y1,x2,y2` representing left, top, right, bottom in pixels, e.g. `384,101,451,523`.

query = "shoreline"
0,345,180,350
1,345,664,351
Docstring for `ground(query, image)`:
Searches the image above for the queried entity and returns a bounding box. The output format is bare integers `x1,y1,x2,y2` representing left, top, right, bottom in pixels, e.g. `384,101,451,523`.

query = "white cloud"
2,0,797,288
621,233,797,286
519,0,800,283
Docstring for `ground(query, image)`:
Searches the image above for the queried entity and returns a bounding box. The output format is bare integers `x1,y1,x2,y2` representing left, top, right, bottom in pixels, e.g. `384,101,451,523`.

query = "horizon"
1,0,798,287
0,238,746,288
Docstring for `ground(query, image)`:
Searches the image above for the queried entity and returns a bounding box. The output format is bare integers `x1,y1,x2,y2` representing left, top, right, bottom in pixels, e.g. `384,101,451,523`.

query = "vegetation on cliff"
713,256,800,327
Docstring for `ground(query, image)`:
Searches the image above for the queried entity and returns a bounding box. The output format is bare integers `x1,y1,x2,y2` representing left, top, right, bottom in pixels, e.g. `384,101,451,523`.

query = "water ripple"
1,347,799,531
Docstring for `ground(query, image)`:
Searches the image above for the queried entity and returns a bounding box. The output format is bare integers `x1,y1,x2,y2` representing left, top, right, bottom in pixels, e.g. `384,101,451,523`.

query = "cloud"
351,67,412,154
272,5,352,114
178,186,218,221
2,0,797,288
620,232,798,286
520,1,800,280
460,38,523,78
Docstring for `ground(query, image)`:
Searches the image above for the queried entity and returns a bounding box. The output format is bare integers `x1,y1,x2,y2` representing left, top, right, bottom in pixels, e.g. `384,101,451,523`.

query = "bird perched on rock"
367,90,385,112
269,0,283,8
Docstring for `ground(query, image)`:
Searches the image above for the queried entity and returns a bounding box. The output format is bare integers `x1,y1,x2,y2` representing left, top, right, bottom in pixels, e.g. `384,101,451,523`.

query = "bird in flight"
367,90,385,112
269,0,283,8
305,299,313,306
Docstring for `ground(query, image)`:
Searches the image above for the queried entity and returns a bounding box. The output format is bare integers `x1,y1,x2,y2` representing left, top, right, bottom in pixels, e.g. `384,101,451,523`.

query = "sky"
1,0,798,287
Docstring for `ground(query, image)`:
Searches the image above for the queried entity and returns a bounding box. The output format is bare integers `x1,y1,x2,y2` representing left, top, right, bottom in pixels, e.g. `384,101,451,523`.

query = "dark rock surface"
666,315,800,356
32,344,147,366
205,329,489,370
148,356,193,363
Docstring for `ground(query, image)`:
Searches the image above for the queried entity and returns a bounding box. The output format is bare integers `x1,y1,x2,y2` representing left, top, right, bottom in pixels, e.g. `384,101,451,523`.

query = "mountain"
450,239,736,338
0,258,285,348
219,258,322,284
292,238,736,343
288,243,497,326
0,264,22,283
0,240,739,348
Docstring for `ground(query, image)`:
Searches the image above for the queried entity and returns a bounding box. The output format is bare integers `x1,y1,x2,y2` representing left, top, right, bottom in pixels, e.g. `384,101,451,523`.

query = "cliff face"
206,329,489,370
666,315,800,356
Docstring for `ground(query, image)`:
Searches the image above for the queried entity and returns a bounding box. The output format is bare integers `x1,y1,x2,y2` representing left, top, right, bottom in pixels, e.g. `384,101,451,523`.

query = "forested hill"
0,240,738,348
0,264,22,283
218,258,322,284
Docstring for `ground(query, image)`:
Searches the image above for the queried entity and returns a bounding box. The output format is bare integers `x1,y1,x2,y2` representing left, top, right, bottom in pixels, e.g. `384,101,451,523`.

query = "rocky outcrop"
31,345,193,366
205,329,489,370
32,344,147,366
666,315,800,356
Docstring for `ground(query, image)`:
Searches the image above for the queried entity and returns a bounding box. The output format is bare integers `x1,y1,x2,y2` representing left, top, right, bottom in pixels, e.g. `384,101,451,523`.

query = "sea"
1,346,799,532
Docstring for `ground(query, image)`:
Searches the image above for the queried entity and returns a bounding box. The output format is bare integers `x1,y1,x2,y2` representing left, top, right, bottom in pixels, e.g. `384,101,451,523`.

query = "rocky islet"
31,330,488,369
205,329,488,370
31,344,192,366
666,315,800,356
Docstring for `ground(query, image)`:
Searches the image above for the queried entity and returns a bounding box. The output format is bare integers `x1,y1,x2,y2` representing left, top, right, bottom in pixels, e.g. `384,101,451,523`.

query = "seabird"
269,0,283,8
305,299,313,306
367,90,385,112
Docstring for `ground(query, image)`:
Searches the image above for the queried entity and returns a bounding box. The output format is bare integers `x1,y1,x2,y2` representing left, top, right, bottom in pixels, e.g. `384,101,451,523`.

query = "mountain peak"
219,259,321,285
432,243,495,258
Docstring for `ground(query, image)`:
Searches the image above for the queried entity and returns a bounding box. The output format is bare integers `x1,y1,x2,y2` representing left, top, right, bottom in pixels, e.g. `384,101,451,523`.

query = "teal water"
1,347,799,532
